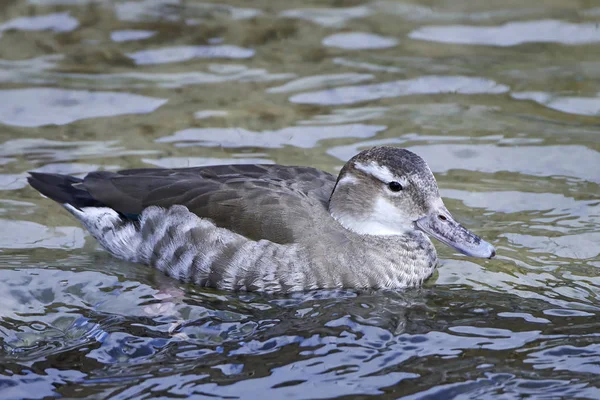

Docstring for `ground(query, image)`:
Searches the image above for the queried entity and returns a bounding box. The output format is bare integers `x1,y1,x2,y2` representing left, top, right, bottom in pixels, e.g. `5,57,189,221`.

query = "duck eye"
387,181,403,192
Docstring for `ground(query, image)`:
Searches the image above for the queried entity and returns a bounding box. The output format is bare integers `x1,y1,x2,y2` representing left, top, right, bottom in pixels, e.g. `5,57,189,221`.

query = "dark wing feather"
82,164,337,244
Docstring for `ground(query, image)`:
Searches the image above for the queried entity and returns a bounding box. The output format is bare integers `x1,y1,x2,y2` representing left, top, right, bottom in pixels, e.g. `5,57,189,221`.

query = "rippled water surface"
1,1,599,398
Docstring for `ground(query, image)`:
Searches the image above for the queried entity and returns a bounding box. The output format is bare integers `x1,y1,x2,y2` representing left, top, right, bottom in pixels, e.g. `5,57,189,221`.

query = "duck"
28,146,495,294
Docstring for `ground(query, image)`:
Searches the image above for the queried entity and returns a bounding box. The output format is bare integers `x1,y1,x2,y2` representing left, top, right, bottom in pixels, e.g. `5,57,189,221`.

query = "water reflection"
443,189,600,229
503,233,600,260
526,344,600,374
0,13,78,37
0,138,158,164
157,124,387,149
3,268,598,399
0,220,84,249
115,0,262,22
0,369,86,400
110,30,156,43
406,144,600,183
281,6,371,27
267,73,373,94
374,2,545,22
332,57,404,73
322,32,398,50
0,55,62,85
193,110,228,119
410,20,600,46
58,65,293,89
0,88,167,127
299,107,388,124
512,92,600,117
0,199,36,217
127,45,255,65
290,76,509,105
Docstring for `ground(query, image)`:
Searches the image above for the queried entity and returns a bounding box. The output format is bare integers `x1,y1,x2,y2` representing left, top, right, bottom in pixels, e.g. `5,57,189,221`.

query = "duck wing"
81,164,337,244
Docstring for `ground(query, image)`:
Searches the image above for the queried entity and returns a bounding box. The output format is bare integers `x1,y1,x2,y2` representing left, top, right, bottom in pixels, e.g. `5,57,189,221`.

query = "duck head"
329,146,495,259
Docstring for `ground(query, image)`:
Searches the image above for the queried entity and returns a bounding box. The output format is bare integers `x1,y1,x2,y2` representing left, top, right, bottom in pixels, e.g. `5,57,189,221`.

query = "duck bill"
415,210,495,259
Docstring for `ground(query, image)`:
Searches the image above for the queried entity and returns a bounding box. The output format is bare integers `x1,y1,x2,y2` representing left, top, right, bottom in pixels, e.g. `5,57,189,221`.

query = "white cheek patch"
332,197,413,236
354,161,396,183
371,197,414,233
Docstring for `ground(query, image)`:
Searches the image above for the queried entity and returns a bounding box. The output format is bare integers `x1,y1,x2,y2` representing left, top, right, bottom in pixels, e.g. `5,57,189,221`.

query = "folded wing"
81,164,337,244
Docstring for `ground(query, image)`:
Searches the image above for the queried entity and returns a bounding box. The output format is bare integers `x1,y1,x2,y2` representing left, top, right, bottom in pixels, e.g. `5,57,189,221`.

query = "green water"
1,1,599,398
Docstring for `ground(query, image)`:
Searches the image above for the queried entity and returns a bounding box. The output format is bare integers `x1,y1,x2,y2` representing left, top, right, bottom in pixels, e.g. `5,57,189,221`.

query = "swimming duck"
28,146,495,293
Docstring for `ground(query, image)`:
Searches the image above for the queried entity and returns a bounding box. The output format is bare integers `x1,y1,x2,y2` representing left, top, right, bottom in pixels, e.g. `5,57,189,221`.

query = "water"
0,0,599,398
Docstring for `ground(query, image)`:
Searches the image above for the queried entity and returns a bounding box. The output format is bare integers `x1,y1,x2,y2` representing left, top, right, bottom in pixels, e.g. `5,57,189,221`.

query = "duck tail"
27,172,105,209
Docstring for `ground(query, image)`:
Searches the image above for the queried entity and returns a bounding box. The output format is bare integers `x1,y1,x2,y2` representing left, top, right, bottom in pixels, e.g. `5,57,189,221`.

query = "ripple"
322,32,398,50
290,76,509,105
502,232,600,260
584,7,600,17
127,44,254,65
512,92,600,117
110,29,156,42
2,57,292,89
172,316,544,398
114,0,189,22
0,55,62,85
299,107,388,125
267,73,373,94
0,138,158,164
156,124,387,149
374,2,544,22
0,267,184,324
527,344,600,374
543,309,595,317
5,317,108,362
404,144,600,183
402,375,600,399
332,57,404,73
281,6,371,27
409,20,600,46
498,312,551,324
86,332,169,364
0,13,78,37
442,190,600,229
128,45,255,65
435,260,599,311
325,136,469,160
0,200,36,217
28,0,102,3
194,110,228,119
59,66,294,89
0,88,167,127
0,174,28,191
0,369,86,400
0,220,84,250
116,0,261,22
